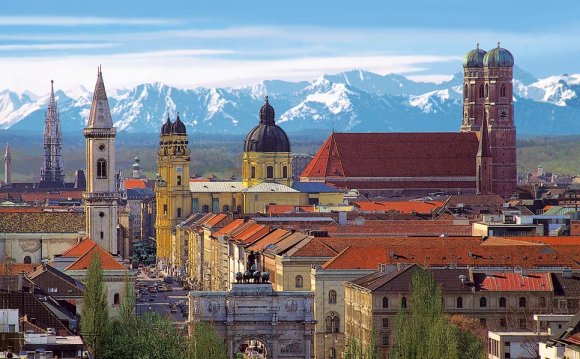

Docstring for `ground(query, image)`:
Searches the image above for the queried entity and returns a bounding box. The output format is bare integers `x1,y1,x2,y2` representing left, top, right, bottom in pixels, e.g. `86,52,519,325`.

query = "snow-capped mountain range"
1,66,580,135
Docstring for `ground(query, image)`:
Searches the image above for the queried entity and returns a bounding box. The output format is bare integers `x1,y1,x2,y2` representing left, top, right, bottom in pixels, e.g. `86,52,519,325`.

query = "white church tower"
83,67,119,254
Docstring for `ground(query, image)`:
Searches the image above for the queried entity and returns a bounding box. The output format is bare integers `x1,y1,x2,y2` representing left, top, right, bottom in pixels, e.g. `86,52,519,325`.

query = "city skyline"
1,0,579,93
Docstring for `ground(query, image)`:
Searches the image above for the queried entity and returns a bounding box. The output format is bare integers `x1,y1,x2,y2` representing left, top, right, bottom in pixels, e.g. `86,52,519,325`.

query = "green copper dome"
483,45,514,67
463,46,487,68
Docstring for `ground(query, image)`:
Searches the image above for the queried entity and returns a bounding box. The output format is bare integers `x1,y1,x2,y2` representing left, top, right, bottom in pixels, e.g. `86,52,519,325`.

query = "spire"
4,143,11,186
4,143,10,159
39,80,65,188
87,66,113,128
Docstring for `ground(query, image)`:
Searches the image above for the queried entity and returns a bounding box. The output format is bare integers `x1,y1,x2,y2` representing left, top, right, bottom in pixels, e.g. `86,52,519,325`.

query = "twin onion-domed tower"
155,113,191,260
461,43,516,197
242,96,292,187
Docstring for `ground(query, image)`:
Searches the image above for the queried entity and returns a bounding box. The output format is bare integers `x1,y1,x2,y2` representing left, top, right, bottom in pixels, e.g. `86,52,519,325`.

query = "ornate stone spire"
87,66,113,128
39,80,65,188
4,143,11,186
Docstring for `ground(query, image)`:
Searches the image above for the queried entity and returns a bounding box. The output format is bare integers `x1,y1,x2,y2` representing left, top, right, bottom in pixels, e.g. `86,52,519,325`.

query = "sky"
1,0,579,94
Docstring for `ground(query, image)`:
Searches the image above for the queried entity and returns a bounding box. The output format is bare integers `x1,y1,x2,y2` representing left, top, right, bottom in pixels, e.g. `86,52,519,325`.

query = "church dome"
483,44,514,67
171,113,187,135
244,97,290,153
463,45,487,68
161,115,172,135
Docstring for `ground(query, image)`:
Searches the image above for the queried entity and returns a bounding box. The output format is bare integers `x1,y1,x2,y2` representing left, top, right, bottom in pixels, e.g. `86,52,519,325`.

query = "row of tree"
344,267,486,359
80,254,228,358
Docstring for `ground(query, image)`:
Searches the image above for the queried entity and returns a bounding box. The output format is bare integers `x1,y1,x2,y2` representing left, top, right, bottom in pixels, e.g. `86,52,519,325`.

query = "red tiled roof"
19,191,83,202
353,201,443,214
321,220,472,236
266,205,316,215
0,263,37,275
124,179,147,189
205,213,229,227
233,224,271,245
301,132,478,182
214,219,246,237
61,238,96,257
475,272,553,292
248,229,291,251
66,243,125,271
0,207,42,213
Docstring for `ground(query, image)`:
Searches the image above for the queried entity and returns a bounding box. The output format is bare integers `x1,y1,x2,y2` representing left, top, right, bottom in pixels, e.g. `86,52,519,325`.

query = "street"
135,269,189,322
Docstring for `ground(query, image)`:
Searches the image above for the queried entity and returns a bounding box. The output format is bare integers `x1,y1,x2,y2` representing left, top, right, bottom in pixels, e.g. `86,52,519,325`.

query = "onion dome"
161,115,172,135
483,43,514,67
171,113,187,135
463,44,487,68
244,96,290,152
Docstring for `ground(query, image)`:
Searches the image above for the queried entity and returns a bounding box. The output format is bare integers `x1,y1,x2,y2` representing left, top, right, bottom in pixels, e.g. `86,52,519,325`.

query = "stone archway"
236,338,268,358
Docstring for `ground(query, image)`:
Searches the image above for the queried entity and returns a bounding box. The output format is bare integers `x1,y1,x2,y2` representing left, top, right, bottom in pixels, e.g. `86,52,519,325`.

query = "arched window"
295,275,303,288
485,83,489,97
539,297,546,308
499,297,507,308
97,158,107,179
222,205,230,213
480,297,487,308
177,208,182,218
266,166,274,178
23,256,32,264
177,175,182,186
519,297,527,308
479,84,484,98
463,84,468,100
401,296,407,309
382,297,389,308
250,166,256,179
282,166,288,178
113,293,120,305
326,312,340,333
329,290,337,304
457,297,463,309
500,84,506,97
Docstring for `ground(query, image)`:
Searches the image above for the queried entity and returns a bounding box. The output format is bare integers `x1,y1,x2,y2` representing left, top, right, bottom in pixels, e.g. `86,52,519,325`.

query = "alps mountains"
1,66,580,135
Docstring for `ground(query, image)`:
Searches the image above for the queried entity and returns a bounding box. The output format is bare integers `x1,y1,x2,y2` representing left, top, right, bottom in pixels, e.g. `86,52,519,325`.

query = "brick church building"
300,44,517,198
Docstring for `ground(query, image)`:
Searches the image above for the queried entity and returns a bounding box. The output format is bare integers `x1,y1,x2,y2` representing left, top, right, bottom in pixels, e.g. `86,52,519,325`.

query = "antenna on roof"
476,43,479,50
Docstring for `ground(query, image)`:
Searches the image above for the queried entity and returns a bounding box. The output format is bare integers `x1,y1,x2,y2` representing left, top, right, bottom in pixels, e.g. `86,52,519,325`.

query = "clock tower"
155,113,191,262
83,67,120,254
483,43,517,197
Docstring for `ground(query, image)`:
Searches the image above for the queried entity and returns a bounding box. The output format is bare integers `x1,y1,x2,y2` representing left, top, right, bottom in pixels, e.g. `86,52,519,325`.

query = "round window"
99,211,105,218
99,144,105,151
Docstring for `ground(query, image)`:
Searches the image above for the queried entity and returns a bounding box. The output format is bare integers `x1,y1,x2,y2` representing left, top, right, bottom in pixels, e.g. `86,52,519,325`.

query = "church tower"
83,67,119,254
4,144,11,187
242,97,292,188
155,114,191,261
461,44,487,132
39,80,65,188
483,43,517,197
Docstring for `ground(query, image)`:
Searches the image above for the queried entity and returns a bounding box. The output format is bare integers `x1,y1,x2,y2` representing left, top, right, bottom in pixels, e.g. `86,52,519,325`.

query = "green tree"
390,267,484,359
365,330,381,359
188,322,228,359
344,337,363,359
108,272,137,358
80,253,110,358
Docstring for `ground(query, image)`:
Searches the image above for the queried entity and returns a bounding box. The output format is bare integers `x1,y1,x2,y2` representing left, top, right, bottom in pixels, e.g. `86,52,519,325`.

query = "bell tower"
83,67,119,254
483,43,517,197
155,114,191,262
461,44,487,132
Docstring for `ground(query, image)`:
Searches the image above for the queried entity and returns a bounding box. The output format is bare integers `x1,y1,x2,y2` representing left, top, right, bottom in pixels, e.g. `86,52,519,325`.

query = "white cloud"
0,43,119,51
0,16,175,26
0,50,459,93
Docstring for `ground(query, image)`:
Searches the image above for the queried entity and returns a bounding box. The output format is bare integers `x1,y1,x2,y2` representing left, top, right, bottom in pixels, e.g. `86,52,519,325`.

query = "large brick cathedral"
301,44,517,197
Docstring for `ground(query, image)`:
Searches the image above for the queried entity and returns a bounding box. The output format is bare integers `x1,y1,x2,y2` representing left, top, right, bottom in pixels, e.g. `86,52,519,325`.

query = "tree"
343,335,380,359
365,330,381,359
344,337,363,359
80,253,110,358
390,267,484,359
188,322,227,359
108,272,138,357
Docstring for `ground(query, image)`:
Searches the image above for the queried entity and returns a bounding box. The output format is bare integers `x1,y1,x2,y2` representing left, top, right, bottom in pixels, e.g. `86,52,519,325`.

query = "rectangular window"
382,318,389,328
251,166,256,179
212,198,219,213
266,166,274,178
192,198,199,213
163,204,168,216
8,324,15,333
382,334,389,346
177,208,182,218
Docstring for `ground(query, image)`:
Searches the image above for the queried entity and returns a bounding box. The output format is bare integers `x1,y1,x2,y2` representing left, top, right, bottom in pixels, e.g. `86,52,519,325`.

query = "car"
164,277,173,284
148,297,155,302
139,297,146,302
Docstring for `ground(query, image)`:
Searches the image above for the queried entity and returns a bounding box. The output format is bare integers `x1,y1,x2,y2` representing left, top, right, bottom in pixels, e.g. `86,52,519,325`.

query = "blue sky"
1,0,579,93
